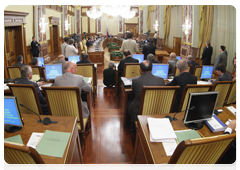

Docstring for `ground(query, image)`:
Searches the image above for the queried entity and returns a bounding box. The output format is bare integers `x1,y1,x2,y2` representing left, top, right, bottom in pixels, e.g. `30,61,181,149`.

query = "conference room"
3,4,236,167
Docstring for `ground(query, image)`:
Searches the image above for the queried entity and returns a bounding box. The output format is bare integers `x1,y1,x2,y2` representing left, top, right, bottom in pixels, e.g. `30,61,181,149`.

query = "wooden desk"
4,114,83,164
155,50,170,63
133,105,236,164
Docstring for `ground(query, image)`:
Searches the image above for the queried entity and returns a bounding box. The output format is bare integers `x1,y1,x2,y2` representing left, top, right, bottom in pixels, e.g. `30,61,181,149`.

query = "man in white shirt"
120,31,139,55
65,38,78,61
61,37,68,59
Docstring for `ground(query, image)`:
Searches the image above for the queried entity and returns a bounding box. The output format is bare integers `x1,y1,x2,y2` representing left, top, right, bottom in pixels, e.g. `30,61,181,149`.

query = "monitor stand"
4,124,23,133
184,122,204,130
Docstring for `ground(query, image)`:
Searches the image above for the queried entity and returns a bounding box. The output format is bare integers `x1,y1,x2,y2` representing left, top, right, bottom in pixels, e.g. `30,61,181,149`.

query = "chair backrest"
193,66,202,79
124,63,140,78
212,81,233,107
7,84,43,115
7,66,21,79
139,86,180,115
31,66,42,77
225,81,236,105
76,63,95,82
175,65,191,76
178,84,213,112
41,86,84,132
4,142,45,164
84,45,88,53
168,133,236,164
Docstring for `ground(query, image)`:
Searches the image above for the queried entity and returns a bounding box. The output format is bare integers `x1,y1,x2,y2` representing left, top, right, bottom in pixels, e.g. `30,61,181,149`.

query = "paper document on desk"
4,83,9,90
226,106,236,115
197,81,211,85
39,83,53,90
4,134,23,145
121,77,133,87
27,132,44,149
147,117,177,143
162,141,177,156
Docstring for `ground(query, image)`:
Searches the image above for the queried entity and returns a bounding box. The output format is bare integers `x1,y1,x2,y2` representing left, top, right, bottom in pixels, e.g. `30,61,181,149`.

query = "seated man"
31,57,38,66
166,59,197,112
168,52,178,77
187,55,199,74
211,63,232,84
13,55,27,68
16,65,49,115
86,38,93,47
128,60,165,122
147,53,161,63
54,61,92,119
103,61,116,87
53,54,66,74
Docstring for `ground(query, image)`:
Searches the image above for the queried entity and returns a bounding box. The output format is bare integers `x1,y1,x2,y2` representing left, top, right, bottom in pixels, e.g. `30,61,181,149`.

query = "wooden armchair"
174,65,191,76
7,84,43,115
193,66,202,80
41,86,91,148
7,66,21,79
168,133,236,164
31,66,42,77
212,81,233,107
178,84,213,112
124,63,140,78
4,142,45,164
224,81,236,105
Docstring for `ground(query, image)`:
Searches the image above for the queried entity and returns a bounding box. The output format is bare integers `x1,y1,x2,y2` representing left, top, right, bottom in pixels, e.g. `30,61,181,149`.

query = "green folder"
4,134,23,145
175,130,201,144
36,130,71,158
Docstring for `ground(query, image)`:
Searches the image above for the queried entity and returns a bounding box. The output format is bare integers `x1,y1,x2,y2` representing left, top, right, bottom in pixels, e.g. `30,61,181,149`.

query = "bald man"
54,61,92,118
168,52,178,77
53,54,66,73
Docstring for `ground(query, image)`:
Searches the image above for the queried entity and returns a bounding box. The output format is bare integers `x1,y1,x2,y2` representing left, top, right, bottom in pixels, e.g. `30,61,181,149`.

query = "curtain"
147,5,155,31
164,5,174,46
197,5,213,59
211,5,236,72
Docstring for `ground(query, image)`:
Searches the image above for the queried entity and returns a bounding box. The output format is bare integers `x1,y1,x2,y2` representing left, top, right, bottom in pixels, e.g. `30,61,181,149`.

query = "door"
5,27,17,66
125,24,138,38
53,25,59,54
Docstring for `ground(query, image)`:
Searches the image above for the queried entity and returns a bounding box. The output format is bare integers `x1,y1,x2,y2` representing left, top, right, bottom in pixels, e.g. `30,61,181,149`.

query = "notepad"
36,130,71,158
4,134,23,145
175,130,201,144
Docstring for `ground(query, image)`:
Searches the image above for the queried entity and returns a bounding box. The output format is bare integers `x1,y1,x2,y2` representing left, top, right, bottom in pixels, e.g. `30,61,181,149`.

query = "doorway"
52,25,59,54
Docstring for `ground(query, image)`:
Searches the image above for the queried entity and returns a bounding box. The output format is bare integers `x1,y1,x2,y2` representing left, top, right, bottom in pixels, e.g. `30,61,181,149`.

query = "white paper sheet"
227,106,236,115
162,141,178,156
197,81,212,85
27,132,44,149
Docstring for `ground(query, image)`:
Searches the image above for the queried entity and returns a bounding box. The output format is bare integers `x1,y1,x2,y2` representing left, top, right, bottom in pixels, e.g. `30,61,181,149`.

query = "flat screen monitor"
68,55,80,63
38,57,44,66
4,96,24,133
132,54,144,63
152,64,169,79
183,91,219,130
200,65,214,79
45,64,63,80
176,56,181,60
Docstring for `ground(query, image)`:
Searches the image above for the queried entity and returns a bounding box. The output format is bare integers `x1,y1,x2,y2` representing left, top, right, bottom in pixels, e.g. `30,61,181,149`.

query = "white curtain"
168,6,182,48
211,5,236,72
151,11,156,33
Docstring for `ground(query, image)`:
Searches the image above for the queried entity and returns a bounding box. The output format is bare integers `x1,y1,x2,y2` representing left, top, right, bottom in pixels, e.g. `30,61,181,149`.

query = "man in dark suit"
31,36,40,57
214,45,228,70
128,60,165,122
166,59,197,112
147,54,161,63
103,61,116,87
201,41,213,65
118,50,139,77
168,52,178,77
142,37,156,60
211,63,232,84
13,55,26,68
15,65,49,115
187,55,199,74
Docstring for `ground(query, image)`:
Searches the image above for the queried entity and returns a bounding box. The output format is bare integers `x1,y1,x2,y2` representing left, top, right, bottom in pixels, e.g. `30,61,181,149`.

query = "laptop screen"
176,56,181,60
200,66,214,79
152,64,169,79
132,54,144,63
68,56,80,63
45,64,63,79
38,57,44,66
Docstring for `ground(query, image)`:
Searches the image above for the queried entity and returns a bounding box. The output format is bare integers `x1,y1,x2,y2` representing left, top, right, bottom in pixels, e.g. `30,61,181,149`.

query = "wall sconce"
153,20,159,31
182,19,191,35
65,20,70,31
39,15,48,34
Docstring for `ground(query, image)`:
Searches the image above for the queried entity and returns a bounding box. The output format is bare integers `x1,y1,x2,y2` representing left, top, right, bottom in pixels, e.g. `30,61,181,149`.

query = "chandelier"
86,6,103,19
182,19,191,35
39,15,48,33
65,20,70,31
120,10,136,20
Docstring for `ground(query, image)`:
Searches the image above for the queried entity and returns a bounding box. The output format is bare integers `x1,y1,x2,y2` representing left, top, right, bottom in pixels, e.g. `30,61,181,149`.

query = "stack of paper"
121,77,133,87
204,114,227,132
197,81,211,85
226,106,236,115
147,118,177,143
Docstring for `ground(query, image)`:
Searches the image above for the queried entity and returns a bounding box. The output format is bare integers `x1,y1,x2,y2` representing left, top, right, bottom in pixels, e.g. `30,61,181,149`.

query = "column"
139,6,143,39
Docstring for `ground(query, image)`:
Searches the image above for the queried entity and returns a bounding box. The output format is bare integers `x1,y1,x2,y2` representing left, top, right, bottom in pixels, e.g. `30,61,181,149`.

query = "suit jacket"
54,72,92,118
214,50,228,70
142,43,156,60
187,60,199,75
118,57,139,77
61,42,68,57
53,60,66,73
103,68,115,87
65,45,78,58
166,72,197,112
12,62,26,68
151,59,161,63
168,59,179,77
15,78,49,115
212,72,232,84
201,46,213,65
31,41,39,57
120,39,139,55
128,72,165,121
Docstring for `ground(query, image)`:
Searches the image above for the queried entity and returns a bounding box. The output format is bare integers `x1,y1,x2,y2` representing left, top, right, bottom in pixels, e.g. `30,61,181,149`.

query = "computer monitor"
4,96,24,133
200,65,214,79
45,64,63,80
152,64,169,79
176,56,181,60
183,91,219,130
38,57,44,66
68,55,80,63
132,54,144,63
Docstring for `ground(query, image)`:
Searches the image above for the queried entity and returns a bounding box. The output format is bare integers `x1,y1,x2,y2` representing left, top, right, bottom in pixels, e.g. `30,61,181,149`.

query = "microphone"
20,103,58,125
214,94,236,115
164,106,195,122
132,72,140,76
